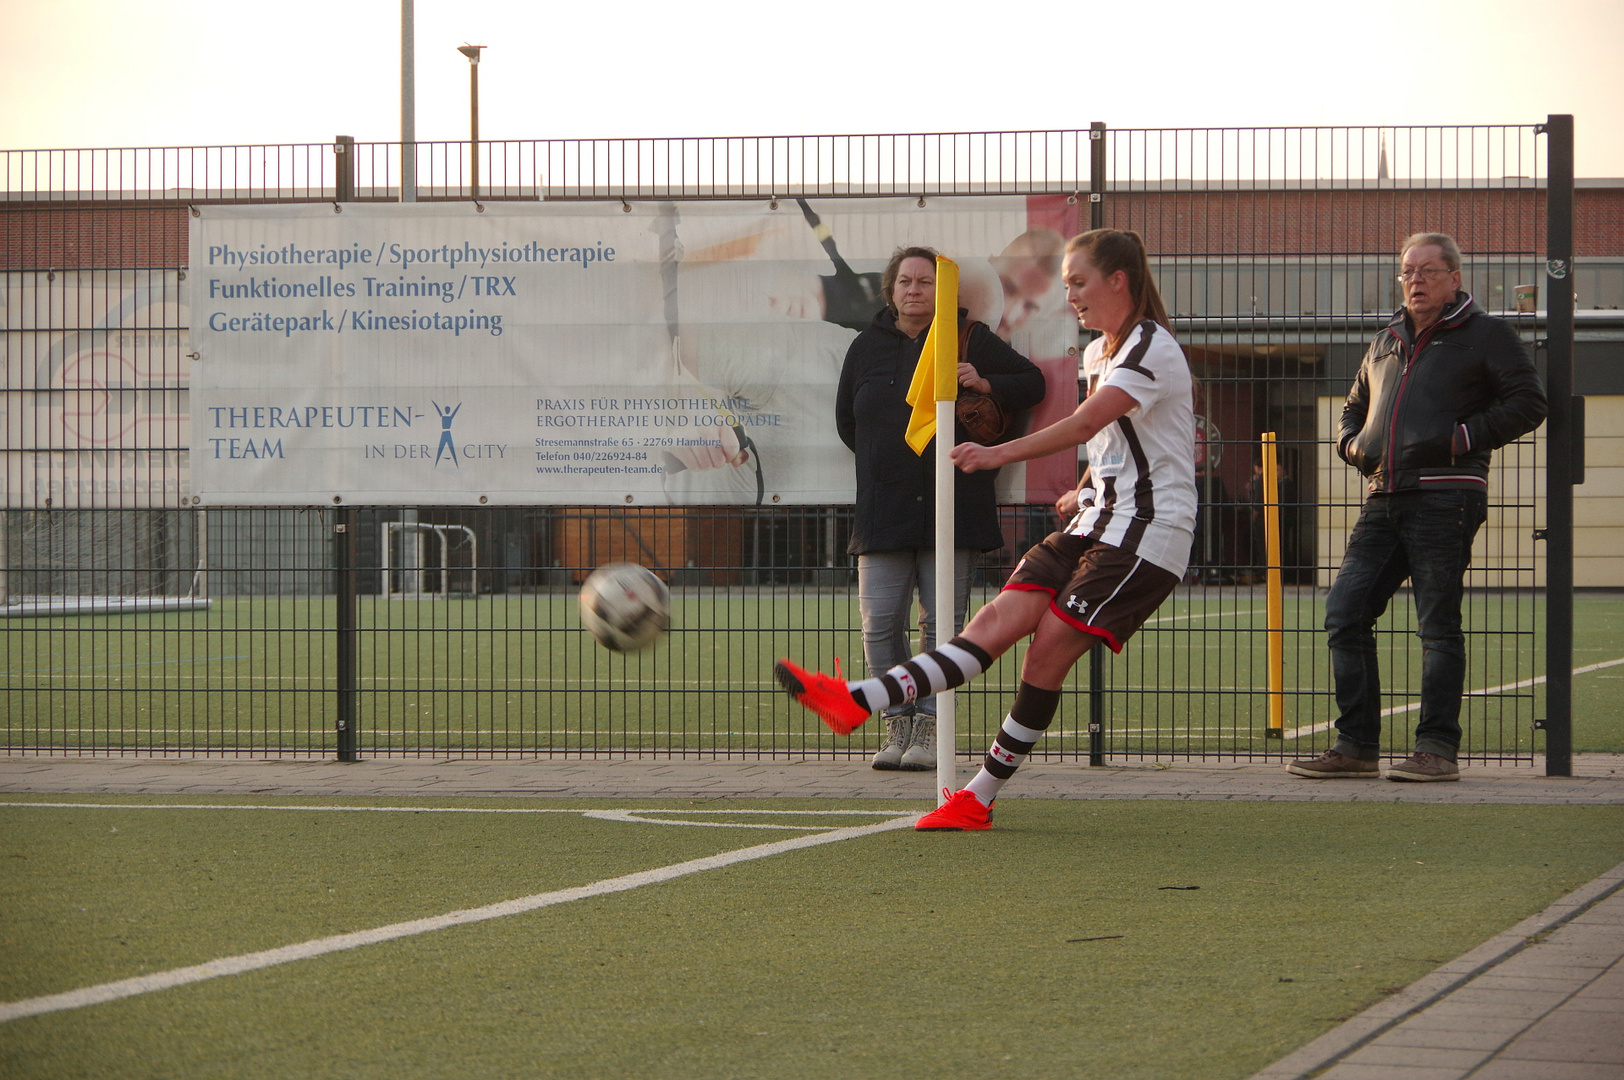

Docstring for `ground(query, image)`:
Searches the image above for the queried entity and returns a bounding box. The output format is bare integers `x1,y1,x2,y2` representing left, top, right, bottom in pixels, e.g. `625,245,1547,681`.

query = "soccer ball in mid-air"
579,563,671,652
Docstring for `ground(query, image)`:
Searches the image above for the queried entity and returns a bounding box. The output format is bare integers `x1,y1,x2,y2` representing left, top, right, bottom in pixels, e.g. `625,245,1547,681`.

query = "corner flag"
903,256,960,455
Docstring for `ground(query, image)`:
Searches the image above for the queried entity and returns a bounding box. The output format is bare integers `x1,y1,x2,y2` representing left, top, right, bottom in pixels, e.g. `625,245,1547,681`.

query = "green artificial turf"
1572,591,1624,752
9,590,1622,754
2,796,1621,1079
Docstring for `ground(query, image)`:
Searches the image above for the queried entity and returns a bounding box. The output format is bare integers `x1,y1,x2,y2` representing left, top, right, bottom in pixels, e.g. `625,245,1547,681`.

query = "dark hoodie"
836,306,1046,553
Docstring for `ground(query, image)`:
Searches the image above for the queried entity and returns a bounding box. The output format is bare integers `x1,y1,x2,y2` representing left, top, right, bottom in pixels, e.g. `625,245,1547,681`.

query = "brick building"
4,166,1621,589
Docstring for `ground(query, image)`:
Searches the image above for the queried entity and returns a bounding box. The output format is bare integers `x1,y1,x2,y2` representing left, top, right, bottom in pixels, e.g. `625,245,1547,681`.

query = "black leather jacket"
1338,294,1547,494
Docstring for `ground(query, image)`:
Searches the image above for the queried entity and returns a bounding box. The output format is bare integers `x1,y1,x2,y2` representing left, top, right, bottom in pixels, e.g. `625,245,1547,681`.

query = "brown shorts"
1002,532,1180,653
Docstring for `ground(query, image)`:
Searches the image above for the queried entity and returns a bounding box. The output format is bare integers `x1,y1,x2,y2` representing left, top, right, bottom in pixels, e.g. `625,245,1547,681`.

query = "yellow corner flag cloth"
903,256,960,455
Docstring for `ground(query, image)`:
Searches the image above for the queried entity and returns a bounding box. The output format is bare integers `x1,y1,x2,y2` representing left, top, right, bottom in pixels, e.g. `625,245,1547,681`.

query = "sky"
2,0,1622,176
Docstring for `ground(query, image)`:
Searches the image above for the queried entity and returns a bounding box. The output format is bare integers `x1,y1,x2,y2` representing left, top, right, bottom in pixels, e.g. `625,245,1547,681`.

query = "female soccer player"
776,229,1197,829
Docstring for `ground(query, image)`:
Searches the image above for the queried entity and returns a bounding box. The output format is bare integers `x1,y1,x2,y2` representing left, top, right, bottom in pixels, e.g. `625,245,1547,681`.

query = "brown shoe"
1286,750,1380,779
1387,752,1461,782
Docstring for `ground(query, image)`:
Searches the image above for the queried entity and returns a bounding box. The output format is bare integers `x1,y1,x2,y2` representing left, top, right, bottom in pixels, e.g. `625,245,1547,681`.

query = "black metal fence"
2,122,1576,768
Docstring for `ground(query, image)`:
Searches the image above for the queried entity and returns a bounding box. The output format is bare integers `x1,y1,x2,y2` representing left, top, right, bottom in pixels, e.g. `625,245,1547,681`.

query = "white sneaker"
899,715,936,771
871,714,912,771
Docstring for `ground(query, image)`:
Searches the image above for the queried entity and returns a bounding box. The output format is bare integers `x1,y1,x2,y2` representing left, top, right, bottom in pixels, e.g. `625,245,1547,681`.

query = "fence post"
334,507,360,761
1089,122,1106,231
334,135,356,202
1541,115,1575,777
400,0,417,203
1087,121,1107,767
1088,648,1106,767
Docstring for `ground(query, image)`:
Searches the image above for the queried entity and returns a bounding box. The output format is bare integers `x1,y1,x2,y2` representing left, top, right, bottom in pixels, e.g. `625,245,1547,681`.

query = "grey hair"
1400,232,1462,272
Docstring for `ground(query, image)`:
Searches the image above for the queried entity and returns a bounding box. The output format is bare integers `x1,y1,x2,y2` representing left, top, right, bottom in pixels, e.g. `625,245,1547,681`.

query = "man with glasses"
1290,233,1546,781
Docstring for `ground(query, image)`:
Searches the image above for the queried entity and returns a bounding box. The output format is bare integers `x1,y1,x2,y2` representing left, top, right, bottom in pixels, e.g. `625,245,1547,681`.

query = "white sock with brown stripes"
847,636,994,715
964,683,1064,806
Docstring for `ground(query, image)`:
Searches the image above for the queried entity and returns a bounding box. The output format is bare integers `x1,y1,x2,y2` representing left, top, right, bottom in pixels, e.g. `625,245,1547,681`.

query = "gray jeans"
856,549,974,718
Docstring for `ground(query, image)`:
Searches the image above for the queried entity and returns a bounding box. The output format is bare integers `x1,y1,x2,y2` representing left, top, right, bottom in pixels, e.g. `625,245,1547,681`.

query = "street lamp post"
457,44,485,199
400,0,416,202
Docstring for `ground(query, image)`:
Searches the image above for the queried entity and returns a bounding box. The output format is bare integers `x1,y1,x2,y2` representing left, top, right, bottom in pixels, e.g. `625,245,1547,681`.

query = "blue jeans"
856,549,974,718
1324,490,1488,761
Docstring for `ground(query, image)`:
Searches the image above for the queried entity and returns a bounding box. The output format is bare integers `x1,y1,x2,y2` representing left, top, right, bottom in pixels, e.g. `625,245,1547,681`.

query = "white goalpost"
381,521,478,599
0,508,213,619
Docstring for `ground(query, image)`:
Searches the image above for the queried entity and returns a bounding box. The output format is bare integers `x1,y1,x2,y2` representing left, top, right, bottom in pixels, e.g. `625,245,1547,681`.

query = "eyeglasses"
1397,267,1455,283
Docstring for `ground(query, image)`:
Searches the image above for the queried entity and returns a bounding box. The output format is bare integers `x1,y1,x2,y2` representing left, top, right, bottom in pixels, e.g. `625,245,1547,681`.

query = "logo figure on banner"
433,401,462,467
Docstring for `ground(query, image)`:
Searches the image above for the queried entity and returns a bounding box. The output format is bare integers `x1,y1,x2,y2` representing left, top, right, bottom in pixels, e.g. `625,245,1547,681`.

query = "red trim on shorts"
1048,602,1124,653
1001,581,1056,596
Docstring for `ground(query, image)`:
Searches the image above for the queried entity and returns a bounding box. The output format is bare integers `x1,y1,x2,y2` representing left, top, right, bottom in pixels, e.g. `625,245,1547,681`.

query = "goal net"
1,508,211,618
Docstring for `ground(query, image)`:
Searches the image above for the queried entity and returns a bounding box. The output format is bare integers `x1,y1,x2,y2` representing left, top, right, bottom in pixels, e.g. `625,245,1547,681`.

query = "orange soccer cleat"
915,788,993,831
773,657,871,735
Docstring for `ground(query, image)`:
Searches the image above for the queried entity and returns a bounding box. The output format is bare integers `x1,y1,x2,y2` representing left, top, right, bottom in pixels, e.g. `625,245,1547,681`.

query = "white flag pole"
904,254,960,808
934,397,956,805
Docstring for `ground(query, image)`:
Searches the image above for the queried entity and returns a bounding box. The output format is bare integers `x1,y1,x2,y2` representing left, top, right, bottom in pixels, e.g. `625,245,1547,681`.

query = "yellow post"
1263,432,1284,738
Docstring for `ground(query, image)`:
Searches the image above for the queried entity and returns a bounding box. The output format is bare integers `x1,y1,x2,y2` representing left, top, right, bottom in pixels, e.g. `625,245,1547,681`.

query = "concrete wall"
1574,397,1624,588
1317,397,1623,589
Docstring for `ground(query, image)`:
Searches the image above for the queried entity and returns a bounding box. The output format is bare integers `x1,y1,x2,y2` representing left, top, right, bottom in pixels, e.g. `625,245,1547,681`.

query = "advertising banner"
2,269,188,509
187,197,1081,506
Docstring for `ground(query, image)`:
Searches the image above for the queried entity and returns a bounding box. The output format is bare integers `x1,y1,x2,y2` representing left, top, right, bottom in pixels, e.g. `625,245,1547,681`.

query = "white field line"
1145,606,1262,625
1,655,251,675
10,618,1263,683
0,810,915,1025
0,804,906,831
1282,655,1624,740
1046,728,1255,737
0,803,905,822
2,729,820,737
580,810,839,829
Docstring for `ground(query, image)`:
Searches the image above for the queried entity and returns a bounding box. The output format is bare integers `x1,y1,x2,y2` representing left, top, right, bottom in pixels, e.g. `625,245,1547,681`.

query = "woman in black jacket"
835,245,1046,770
